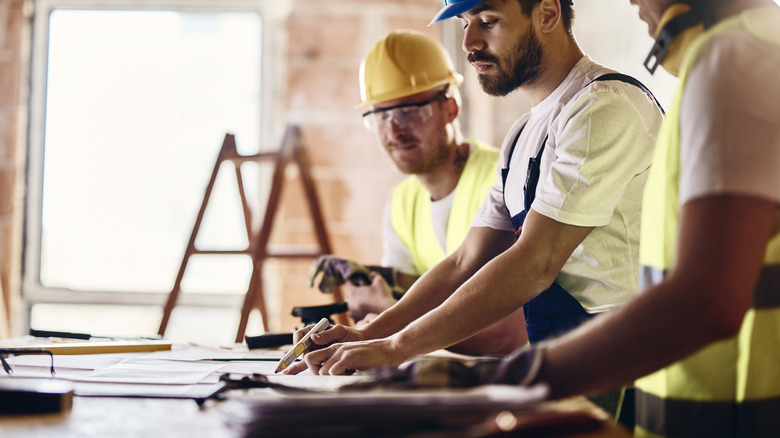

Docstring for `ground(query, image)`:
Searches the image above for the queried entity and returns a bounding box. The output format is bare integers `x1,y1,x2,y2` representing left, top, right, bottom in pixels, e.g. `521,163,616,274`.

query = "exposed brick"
385,16,441,35
287,12,364,60
0,2,22,54
300,124,387,169
0,169,13,217
287,63,359,113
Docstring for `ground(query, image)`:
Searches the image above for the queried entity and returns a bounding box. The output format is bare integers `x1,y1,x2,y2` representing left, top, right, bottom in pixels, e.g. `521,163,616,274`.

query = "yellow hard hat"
356,30,463,108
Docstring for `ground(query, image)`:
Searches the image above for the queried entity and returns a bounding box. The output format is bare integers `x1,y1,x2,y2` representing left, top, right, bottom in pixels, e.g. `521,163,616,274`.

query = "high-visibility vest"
391,140,499,275
635,8,780,438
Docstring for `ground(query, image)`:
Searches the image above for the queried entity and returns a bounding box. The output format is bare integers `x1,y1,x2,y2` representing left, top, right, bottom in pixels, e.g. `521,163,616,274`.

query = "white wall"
574,0,678,108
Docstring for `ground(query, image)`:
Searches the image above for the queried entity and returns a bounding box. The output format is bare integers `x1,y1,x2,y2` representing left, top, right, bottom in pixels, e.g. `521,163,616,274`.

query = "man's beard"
388,126,451,175
468,26,544,97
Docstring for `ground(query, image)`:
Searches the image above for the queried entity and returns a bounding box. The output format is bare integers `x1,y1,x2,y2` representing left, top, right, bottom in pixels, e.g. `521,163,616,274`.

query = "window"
24,0,288,338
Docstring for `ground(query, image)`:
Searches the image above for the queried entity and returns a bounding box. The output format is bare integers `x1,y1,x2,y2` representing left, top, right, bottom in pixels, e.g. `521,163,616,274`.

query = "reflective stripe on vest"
635,8,780,438
390,140,499,275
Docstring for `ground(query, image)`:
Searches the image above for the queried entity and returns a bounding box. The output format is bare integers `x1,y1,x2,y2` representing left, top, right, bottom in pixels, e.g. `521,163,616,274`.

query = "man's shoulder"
391,175,425,206
393,174,423,192
564,58,654,105
467,139,500,163
560,66,664,130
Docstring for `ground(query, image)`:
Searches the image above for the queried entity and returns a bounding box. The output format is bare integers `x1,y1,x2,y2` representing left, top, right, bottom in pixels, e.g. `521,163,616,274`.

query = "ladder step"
266,247,328,259
225,151,278,163
159,126,342,343
191,249,253,255
189,248,326,258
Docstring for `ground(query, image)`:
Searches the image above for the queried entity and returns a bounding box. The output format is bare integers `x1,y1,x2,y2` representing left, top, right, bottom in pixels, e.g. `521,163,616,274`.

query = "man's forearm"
538,196,774,399
362,227,515,341
388,212,594,361
362,255,477,339
390,242,552,358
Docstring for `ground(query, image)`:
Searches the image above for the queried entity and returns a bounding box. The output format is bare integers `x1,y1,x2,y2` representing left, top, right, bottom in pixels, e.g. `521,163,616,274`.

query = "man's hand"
355,313,379,329
302,338,406,376
345,274,397,322
282,324,367,374
307,255,371,293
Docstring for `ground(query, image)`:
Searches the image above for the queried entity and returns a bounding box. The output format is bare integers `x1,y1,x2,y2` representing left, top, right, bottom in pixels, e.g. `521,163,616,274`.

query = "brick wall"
0,0,673,336
235,0,677,332
0,0,27,337
269,0,452,330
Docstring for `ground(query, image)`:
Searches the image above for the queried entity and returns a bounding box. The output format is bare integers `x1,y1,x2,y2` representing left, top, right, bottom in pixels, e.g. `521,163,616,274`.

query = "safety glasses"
362,93,447,133
0,349,56,376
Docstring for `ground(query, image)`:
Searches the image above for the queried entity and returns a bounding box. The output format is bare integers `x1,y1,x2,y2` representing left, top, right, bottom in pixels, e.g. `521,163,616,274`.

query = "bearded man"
289,0,663,423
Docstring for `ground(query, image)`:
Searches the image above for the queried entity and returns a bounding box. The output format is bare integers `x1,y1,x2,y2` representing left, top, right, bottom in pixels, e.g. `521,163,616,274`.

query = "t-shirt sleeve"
680,33,780,205
533,83,659,227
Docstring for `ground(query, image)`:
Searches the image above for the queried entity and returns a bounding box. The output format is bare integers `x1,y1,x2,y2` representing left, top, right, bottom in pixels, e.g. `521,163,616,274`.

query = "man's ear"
537,0,562,34
445,96,460,123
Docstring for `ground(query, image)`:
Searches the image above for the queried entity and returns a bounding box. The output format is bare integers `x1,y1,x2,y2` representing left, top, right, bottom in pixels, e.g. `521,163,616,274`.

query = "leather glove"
382,346,543,389
353,356,504,389
491,345,544,386
308,255,398,294
308,255,371,293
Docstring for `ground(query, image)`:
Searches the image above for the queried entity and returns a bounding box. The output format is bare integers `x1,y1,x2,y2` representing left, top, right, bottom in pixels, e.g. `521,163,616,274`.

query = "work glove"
307,255,397,294
349,346,544,390
491,345,545,386
347,356,503,390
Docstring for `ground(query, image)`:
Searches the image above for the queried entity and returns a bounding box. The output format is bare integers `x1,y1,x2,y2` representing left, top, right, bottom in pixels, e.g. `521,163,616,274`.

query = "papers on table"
0,339,375,400
235,384,550,437
0,342,299,397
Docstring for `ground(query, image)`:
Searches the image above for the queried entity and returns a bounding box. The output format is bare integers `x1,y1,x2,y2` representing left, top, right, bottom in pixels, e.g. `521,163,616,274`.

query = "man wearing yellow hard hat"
291,0,664,420
309,30,527,356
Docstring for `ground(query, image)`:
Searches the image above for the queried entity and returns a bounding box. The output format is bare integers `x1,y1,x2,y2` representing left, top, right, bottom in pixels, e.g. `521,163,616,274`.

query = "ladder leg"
158,255,189,336
235,259,269,342
158,134,233,337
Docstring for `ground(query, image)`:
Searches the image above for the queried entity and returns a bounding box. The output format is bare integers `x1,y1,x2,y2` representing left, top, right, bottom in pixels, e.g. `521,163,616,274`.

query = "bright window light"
39,10,262,295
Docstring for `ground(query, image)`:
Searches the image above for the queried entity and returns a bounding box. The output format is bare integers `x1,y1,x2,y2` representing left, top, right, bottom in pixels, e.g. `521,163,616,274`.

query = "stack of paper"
236,384,550,437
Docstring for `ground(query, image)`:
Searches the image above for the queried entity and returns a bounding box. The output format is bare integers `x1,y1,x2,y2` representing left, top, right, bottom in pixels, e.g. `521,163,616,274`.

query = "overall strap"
502,72,664,237
588,73,665,115
501,124,525,222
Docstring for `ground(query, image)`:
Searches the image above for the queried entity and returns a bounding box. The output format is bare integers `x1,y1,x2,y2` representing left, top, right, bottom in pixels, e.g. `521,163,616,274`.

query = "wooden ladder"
158,125,344,342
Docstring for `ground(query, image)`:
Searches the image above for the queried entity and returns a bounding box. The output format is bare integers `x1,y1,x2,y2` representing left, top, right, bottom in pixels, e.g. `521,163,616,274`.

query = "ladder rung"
265,248,327,259
191,249,253,255
225,152,278,163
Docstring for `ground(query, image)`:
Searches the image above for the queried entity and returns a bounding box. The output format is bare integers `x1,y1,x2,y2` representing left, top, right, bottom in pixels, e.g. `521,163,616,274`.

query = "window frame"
23,0,289,312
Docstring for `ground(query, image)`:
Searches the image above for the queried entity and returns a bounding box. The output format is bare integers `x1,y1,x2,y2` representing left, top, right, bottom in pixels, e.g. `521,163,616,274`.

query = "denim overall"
502,74,663,344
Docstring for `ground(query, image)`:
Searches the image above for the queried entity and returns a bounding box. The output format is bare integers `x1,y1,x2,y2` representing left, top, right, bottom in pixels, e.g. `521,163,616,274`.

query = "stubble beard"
389,124,452,176
472,26,545,97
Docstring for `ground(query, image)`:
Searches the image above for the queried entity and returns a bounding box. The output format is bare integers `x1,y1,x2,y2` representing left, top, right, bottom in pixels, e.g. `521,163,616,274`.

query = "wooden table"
0,341,632,437
0,394,632,438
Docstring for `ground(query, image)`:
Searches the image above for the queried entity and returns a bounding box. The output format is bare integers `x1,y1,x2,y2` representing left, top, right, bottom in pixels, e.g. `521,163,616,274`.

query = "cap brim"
428,0,484,26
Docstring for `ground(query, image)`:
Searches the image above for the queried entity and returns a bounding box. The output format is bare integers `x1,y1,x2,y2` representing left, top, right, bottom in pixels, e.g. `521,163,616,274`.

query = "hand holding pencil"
275,318,330,373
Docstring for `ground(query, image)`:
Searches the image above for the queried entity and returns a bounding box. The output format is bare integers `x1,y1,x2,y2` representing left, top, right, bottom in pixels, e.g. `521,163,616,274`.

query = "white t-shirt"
472,56,663,313
381,189,454,276
381,139,491,276
679,24,780,214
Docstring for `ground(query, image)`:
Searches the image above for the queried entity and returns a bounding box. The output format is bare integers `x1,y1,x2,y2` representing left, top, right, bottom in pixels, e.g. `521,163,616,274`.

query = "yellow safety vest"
391,140,499,275
635,9,780,438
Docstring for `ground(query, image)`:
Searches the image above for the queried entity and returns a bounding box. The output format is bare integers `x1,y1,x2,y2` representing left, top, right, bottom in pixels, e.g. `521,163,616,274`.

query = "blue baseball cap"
428,0,483,26
428,0,574,26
